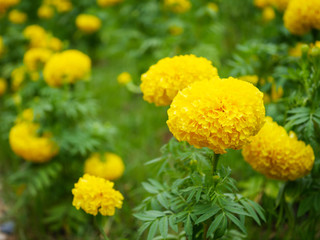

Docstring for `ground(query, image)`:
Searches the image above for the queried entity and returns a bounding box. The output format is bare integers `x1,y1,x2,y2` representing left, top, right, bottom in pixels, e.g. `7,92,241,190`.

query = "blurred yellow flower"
262,6,275,22
16,108,34,123
12,94,21,106
271,83,283,102
43,50,91,87
75,14,102,34
84,153,125,180
72,174,123,216
0,36,3,57
289,42,303,57
9,122,59,163
0,78,7,96
23,48,52,71
97,0,123,7
164,0,191,13
167,78,265,154
169,25,183,36
207,2,218,12
37,5,54,19
11,66,26,91
117,72,132,85
242,117,314,181
254,0,269,8
284,0,320,35
140,55,218,106
8,9,27,24
23,25,47,48
0,0,20,14
49,37,63,51
254,0,290,10
239,75,259,85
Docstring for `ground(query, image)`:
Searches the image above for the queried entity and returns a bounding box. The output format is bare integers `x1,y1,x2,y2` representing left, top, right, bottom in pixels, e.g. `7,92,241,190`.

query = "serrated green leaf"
147,220,159,240
159,216,168,239
169,215,178,233
137,222,151,239
142,182,159,194
226,212,247,234
206,213,224,237
184,215,193,238
195,206,220,224
240,199,261,225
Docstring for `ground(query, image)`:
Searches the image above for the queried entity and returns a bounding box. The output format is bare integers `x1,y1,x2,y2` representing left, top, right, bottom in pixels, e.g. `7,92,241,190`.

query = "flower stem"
95,216,110,240
212,153,220,174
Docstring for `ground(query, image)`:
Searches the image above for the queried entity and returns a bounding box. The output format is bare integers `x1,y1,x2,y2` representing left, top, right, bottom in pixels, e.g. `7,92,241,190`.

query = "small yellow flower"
72,174,124,216
207,2,218,12
23,48,52,71
75,14,102,34
0,78,7,96
271,83,283,101
49,37,63,51
9,122,59,163
16,108,34,122
37,5,54,19
239,75,259,85
167,78,265,154
12,94,21,106
11,66,26,91
117,72,132,85
262,6,275,22
254,0,269,8
0,0,20,14
0,36,3,57
242,117,314,181
43,50,91,87
140,55,218,106
23,25,47,48
164,0,191,13
97,0,123,7
169,25,184,36
8,9,27,24
289,42,303,57
84,153,125,180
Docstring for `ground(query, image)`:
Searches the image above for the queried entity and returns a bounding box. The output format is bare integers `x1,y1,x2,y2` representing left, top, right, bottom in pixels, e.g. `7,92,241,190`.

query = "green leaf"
206,213,224,237
169,215,178,233
147,220,159,240
184,214,193,238
157,194,169,209
297,196,313,217
195,206,220,224
247,200,266,222
159,216,168,239
142,182,159,194
226,212,247,234
137,222,151,239
240,199,261,225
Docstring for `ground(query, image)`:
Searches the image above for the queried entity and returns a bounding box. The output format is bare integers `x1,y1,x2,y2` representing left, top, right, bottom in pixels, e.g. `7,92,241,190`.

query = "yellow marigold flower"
48,0,72,12
239,75,259,85
12,94,21,106
37,5,54,19
271,83,283,101
254,0,269,8
9,122,59,163
167,78,265,154
84,153,125,180
97,0,123,7
23,48,52,71
284,0,320,35
289,42,303,57
75,14,102,34
117,72,132,85
16,108,34,123
0,0,20,14
0,78,7,96
23,25,47,48
269,0,290,10
43,50,91,87
262,6,275,22
164,0,191,13
72,174,123,216
242,117,314,181
207,2,218,12
8,9,27,24
11,66,26,91
0,36,4,57
49,37,63,51
140,55,218,106
169,25,183,36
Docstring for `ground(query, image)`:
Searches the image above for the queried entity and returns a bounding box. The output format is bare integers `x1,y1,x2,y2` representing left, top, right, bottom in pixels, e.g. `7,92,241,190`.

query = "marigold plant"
23,48,52,71
75,14,102,34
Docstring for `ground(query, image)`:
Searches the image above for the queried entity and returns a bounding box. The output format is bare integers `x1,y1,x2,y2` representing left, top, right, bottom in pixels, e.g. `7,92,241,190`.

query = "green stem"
95,216,110,240
212,153,220,174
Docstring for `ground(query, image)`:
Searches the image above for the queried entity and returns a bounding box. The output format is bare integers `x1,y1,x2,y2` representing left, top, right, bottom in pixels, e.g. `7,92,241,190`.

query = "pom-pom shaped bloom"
37,5,54,19
84,153,125,180
284,0,320,35
0,78,7,96
75,14,102,34
140,55,218,106
9,122,59,162
23,48,52,71
43,50,91,87
117,72,132,85
167,78,265,154
164,0,191,13
72,174,123,216
97,0,123,7
242,117,314,181
8,9,27,24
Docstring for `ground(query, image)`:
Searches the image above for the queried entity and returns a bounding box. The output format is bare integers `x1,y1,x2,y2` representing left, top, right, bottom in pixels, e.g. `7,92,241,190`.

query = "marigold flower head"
164,0,191,13
49,37,63,51
45,0,72,12
242,117,314,181
289,42,304,57
23,25,47,48
0,0,20,14
0,78,7,96
207,2,218,12
167,78,265,154
0,36,4,57
284,0,320,35
8,9,27,24
239,75,259,85
269,0,290,10
97,0,123,7
9,122,59,163
140,55,218,106
117,72,132,85
75,14,102,34
23,48,52,71
43,50,91,87
11,66,26,91
262,6,275,22
37,5,54,19
72,174,124,216
84,153,125,180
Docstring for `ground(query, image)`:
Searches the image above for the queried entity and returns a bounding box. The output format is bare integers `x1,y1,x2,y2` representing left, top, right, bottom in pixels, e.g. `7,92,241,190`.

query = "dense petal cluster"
239,75,259,85
140,55,218,106
8,9,27,24
23,48,52,71
167,78,265,154
72,174,124,216
75,14,102,34
9,122,59,163
43,50,91,87
97,0,123,7
164,0,191,13
0,0,20,13
84,153,125,180
284,0,320,35
242,117,314,181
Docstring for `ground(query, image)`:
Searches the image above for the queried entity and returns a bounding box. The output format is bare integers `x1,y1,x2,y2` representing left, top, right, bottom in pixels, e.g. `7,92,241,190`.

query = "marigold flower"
0,78,7,96
140,55,218,106
75,14,102,34
262,6,275,22
23,25,47,48
164,0,191,13
46,0,72,12
49,37,63,51
239,75,259,85
9,122,59,163
117,72,132,85
269,0,290,10
97,0,123,7
11,66,26,91
284,0,320,35
207,2,218,12
242,117,314,180
43,50,91,87
37,5,54,19
84,153,125,180
0,0,20,14
167,78,265,154
72,174,124,216
23,48,52,71
8,9,27,24
0,36,3,57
